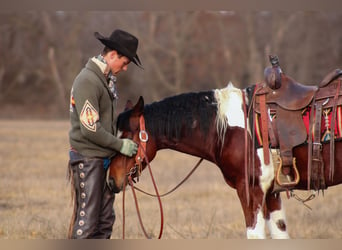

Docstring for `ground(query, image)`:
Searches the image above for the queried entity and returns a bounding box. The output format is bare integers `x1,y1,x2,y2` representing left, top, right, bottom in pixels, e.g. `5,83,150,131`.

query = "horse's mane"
144,91,217,140
117,84,242,143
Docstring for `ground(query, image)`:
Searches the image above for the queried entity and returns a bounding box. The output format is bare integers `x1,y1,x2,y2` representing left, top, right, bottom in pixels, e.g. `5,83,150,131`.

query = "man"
68,29,142,239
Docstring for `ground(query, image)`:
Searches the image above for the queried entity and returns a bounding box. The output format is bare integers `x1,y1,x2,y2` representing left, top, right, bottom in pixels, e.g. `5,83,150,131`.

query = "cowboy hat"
94,29,142,68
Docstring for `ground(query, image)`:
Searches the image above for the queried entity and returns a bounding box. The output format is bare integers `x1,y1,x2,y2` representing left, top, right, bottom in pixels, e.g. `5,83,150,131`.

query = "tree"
0,11,341,118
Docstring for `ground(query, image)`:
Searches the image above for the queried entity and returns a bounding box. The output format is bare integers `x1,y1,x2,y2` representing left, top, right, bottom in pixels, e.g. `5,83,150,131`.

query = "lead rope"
122,142,164,239
134,142,164,238
128,175,153,239
288,190,316,210
133,158,203,197
122,157,127,239
122,158,202,239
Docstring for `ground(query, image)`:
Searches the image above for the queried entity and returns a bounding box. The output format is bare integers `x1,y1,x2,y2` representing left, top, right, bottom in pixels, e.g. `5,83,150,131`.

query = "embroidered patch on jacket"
80,100,99,132
69,88,75,112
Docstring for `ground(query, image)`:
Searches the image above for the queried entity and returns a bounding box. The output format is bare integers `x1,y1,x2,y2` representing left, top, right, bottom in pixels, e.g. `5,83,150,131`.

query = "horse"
108,71,342,239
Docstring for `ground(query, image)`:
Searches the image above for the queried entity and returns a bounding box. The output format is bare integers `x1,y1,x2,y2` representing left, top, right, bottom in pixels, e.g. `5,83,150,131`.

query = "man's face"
107,51,131,75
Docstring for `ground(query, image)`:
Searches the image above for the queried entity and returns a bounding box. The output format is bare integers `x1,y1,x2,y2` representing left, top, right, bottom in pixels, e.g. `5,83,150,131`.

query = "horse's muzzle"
107,176,122,194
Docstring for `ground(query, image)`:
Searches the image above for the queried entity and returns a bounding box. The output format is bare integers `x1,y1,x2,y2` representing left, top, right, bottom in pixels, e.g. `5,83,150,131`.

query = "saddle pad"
302,106,342,141
254,106,342,148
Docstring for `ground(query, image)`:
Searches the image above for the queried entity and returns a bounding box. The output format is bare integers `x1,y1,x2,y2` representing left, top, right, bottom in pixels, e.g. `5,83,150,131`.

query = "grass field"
0,120,341,239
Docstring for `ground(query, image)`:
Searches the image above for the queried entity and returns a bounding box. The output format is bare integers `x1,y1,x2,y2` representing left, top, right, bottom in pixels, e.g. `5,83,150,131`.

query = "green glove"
120,139,138,157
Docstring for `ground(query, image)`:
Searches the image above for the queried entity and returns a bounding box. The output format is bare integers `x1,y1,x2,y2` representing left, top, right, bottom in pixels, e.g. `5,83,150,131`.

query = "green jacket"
69,59,123,158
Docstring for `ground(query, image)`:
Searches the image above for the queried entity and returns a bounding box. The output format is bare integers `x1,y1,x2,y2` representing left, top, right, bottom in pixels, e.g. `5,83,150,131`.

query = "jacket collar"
85,59,115,100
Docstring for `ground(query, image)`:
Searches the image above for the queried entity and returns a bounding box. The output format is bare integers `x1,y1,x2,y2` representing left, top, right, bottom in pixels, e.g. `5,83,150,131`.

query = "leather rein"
121,115,203,239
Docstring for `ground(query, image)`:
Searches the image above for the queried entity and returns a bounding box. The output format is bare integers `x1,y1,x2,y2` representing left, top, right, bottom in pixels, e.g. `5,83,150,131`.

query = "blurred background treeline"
0,11,341,119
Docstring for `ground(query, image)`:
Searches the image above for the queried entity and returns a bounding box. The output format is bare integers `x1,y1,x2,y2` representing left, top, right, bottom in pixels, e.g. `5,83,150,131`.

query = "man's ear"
109,50,118,59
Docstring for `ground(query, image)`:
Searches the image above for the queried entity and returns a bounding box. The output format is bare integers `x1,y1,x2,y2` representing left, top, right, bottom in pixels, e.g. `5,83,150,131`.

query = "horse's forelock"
117,109,132,131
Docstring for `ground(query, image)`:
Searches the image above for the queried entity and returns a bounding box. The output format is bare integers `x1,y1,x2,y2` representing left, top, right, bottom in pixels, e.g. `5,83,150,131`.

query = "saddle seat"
257,74,318,111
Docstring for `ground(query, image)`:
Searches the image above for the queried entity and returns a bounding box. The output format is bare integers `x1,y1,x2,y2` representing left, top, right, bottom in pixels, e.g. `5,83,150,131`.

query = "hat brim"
94,32,143,68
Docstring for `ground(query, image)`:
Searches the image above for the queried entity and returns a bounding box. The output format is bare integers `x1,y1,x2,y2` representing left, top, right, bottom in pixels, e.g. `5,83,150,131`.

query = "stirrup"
276,157,300,187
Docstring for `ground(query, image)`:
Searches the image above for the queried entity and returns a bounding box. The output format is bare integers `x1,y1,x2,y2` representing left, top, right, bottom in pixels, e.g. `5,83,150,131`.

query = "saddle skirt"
254,105,342,148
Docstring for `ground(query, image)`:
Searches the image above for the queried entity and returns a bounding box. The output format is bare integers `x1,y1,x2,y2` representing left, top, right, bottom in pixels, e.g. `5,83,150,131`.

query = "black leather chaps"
68,151,115,239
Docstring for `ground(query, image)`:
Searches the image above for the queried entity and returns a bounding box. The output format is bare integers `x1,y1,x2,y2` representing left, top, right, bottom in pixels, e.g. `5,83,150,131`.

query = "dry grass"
0,120,341,239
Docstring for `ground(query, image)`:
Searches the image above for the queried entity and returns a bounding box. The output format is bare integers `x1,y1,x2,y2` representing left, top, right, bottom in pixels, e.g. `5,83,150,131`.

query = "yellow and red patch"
255,106,342,147
71,95,75,105
69,88,76,112
80,100,99,132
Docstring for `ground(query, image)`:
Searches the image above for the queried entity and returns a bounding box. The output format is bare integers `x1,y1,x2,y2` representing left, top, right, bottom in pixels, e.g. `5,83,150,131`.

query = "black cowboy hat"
94,29,142,68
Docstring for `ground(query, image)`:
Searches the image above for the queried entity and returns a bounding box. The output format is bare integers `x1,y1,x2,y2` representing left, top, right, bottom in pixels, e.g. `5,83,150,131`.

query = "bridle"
122,114,164,239
124,115,149,182
133,115,149,181
121,114,203,239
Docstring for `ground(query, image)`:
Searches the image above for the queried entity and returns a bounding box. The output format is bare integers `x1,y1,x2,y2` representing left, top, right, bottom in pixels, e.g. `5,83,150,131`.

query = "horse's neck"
154,133,216,162
144,92,218,161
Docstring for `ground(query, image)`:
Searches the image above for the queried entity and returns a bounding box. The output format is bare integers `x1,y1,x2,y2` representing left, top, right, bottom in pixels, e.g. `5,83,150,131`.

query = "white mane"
214,82,248,145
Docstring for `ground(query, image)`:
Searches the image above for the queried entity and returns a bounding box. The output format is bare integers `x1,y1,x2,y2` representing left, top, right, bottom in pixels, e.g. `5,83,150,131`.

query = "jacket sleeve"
72,74,123,152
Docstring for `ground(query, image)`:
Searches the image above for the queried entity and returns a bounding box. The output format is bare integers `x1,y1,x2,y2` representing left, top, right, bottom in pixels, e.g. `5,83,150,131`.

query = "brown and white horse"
108,81,342,239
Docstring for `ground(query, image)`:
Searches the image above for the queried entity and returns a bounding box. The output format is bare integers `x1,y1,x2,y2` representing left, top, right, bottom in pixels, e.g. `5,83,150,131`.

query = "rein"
133,158,203,197
242,90,250,206
121,115,204,239
122,115,164,239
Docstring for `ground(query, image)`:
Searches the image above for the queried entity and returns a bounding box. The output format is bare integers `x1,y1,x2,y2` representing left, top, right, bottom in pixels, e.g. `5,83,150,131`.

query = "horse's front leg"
265,192,290,239
236,148,286,239
257,148,290,239
235,181,266,239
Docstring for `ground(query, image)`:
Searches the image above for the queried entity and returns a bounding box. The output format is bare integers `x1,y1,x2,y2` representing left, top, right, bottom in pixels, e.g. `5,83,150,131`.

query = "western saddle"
253,55,342,191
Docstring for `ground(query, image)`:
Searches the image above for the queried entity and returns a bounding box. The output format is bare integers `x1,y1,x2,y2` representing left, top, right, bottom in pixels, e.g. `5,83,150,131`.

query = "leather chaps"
68,150,115,239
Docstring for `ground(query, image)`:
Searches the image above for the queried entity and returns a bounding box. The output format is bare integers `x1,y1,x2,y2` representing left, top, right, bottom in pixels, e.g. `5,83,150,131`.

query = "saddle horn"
264,55,283,90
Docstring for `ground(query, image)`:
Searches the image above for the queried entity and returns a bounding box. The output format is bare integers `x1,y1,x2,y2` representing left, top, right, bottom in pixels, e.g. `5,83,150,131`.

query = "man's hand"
119,139,138,157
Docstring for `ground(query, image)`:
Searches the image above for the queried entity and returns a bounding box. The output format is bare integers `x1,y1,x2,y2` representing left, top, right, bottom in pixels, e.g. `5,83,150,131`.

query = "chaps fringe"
67,162,76,239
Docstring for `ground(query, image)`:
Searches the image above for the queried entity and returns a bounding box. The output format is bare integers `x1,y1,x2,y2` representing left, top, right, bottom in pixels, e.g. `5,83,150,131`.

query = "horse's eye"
121,132,134,140
128,132,134,139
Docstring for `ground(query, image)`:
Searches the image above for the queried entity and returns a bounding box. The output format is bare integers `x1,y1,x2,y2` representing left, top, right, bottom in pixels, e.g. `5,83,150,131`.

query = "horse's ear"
132,96,144,116
124,100,133,111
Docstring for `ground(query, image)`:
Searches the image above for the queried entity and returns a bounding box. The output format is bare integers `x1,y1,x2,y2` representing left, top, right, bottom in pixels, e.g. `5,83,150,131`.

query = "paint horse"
109,64,342,238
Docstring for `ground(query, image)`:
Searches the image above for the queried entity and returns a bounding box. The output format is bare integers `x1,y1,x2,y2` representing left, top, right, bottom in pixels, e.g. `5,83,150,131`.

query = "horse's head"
108,96,157,193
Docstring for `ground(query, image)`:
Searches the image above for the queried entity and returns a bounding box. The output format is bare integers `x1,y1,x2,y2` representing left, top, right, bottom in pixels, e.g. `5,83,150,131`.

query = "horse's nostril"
107,177,116,193
107,177,121,194
108,177,114,187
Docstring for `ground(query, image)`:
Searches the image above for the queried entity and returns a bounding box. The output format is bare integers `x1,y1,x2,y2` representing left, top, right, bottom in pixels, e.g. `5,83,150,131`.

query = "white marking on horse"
215,82,245,127
257,148,290,238
266,207,290,239
246,207,266,239
245,148,275,239
214,82,250,144
257,148,275,193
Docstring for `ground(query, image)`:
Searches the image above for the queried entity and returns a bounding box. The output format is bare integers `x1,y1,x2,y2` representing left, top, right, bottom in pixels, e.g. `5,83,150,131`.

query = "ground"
0,120,341,239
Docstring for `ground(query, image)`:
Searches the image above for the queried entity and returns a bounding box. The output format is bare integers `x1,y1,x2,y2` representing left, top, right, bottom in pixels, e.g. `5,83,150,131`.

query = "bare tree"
1,11,342,118
42,11,67,108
